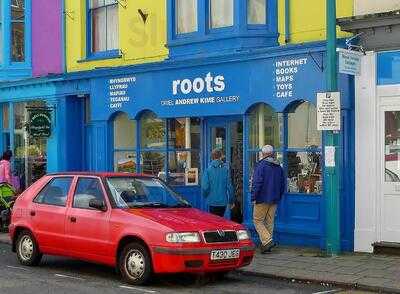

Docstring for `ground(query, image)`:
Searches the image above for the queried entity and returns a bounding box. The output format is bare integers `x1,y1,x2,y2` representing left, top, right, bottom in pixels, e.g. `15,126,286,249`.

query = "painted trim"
78,49,122,63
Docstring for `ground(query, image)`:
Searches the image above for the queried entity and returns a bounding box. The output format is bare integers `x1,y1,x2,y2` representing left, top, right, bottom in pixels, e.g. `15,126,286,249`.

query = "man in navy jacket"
251,145,285,254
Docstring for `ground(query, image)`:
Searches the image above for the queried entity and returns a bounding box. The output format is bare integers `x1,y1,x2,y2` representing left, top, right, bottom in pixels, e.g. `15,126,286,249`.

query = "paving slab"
239,246,400,293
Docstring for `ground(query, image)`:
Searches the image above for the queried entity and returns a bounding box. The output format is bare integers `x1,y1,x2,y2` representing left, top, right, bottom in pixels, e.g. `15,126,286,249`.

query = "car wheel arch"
116,235,152,267
12,226,36,252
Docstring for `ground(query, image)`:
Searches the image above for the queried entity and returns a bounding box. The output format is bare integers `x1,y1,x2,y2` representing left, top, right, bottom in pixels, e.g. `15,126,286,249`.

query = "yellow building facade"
65,0,168,72
65,0,353,72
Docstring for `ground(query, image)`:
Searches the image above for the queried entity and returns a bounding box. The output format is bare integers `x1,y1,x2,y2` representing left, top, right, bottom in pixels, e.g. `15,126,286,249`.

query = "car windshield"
106,177,191,209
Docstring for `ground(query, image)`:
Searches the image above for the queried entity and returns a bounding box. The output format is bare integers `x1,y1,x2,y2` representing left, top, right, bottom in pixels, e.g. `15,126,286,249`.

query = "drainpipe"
61,0,66,73
325,0,341,256
285,0,290,43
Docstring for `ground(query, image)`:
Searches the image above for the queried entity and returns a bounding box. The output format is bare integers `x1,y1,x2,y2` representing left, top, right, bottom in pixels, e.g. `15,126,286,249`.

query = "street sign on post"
337,48,363,76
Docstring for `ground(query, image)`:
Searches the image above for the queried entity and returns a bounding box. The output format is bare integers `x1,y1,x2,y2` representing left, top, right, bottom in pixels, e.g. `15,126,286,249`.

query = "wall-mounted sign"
185,168,199,186
317,92,341,131
337,48,363,76
26,108,52,138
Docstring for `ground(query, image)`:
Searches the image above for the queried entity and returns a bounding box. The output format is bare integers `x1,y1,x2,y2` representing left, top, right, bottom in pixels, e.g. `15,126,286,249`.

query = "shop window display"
113,113,137,173
13,101,48,189
287,102,322,194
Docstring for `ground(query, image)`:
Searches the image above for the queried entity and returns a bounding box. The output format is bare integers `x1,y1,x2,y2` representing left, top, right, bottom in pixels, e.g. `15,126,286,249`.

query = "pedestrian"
0,150,13,185
202,149,234,217
251,145,285,254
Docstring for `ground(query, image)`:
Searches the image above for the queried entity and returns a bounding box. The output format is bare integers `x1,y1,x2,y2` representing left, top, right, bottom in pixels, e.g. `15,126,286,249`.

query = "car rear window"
33,177,73,207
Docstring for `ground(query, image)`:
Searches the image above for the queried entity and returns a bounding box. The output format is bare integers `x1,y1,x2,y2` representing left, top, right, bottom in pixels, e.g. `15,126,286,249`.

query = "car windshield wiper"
129,202,169,208
169,203,191,208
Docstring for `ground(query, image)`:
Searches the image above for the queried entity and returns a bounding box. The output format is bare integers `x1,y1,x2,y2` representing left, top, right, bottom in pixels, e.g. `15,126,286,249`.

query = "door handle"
30,211,36,216
70,216,77,223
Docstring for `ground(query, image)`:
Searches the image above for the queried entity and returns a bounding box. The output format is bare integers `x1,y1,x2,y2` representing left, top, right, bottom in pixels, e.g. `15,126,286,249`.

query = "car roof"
46,172,154,178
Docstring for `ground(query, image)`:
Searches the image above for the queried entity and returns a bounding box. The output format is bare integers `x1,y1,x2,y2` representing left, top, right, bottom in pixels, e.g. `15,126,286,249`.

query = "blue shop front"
0,43,355,250
86,43,355,251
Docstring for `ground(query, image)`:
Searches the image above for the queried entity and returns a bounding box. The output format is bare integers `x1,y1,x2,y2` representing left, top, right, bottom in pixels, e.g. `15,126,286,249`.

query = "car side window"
34,177,73,207
73,178,105,209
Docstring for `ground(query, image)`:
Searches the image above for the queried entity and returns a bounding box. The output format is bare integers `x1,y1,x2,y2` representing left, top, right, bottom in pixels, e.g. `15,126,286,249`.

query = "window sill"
78,50,122,63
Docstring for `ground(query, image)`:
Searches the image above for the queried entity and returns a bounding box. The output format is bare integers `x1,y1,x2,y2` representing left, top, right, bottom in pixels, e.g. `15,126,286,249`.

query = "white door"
380,106,400,243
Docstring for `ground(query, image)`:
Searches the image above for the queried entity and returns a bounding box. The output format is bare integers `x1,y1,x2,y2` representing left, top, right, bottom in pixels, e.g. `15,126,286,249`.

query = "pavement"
0,233,397,293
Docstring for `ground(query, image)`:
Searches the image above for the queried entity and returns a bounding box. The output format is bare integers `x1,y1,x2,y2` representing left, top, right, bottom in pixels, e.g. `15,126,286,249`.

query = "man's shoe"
260,241,275,254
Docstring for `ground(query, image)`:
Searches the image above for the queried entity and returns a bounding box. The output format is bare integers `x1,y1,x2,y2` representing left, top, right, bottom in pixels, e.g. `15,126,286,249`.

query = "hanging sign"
317,92,341,131
26,108,52,138
337,48,363,76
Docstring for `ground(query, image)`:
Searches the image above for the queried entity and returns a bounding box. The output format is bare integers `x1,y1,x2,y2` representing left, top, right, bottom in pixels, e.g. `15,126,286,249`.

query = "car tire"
16,230,42,266
119,242,152,285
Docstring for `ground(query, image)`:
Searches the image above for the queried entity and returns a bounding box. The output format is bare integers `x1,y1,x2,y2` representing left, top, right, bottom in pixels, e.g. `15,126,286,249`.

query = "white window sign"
317,92,341,131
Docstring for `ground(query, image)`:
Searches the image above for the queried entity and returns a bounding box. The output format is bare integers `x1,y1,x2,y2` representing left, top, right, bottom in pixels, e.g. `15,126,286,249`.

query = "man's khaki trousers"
253,203,277,246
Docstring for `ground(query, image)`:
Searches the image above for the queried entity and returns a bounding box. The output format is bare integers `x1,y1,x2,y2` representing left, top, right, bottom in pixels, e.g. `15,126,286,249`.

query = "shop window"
113,113,137,173
89,0,119,53
13,101,48,190
2,104,9,130
176,0,197,34
210,0,234,29
385,111,400,182
11,0,25,62
287,102,322,195
248,104,283,149
140,112,166,149
167,118,201,186
248,0,266,25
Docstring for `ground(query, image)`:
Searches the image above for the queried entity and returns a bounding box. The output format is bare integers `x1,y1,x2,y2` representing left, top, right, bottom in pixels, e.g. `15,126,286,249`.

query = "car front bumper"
151,243,255,273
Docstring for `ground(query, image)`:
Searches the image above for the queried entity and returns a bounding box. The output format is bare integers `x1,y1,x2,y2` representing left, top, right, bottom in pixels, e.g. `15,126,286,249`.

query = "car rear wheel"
16,230,42,266
119,243,152,285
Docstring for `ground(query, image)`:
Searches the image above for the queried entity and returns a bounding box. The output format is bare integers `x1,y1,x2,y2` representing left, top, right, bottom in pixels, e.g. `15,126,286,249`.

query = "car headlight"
166,232,201,243
236,230,250,241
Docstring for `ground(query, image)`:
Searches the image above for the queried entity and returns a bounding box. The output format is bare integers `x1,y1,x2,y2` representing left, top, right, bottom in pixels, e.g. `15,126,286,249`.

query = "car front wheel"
119,243,152,285
16,230,42,266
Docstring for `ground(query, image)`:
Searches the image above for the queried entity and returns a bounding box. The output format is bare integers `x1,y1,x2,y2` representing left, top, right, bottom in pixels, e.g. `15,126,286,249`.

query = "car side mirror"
89,199,107,212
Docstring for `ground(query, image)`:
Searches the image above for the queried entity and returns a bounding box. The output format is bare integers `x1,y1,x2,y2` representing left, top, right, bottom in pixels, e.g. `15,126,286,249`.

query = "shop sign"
274,57,308,98
337,48,363,76
26,108,52,138
317,92,341,131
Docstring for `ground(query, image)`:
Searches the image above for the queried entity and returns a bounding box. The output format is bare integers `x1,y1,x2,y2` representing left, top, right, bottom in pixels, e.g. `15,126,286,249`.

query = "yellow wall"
278,0,353,45
65,0,168,72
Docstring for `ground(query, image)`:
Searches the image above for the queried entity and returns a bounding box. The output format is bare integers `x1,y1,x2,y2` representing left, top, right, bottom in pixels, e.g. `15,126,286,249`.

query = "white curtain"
107,4,119,50
92,7,106,52
176,0,197,34
210,0,234,29
248,0,266,25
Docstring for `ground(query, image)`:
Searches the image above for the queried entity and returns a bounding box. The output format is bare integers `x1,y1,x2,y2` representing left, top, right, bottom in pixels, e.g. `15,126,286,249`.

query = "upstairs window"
248,0,266,25
11,0,25,62
176,0,197,34
210,0,234,29
89,0,118,53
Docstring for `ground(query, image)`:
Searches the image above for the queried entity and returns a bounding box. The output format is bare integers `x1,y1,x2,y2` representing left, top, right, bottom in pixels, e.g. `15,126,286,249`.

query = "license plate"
210,249,240,260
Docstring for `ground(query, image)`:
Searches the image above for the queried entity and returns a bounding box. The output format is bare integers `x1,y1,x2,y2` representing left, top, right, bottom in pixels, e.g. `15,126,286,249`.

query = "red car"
9,173,255,285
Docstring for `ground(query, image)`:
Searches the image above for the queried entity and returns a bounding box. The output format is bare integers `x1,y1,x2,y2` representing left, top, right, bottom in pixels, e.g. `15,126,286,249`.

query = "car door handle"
30,211,36,217
70,216,77,223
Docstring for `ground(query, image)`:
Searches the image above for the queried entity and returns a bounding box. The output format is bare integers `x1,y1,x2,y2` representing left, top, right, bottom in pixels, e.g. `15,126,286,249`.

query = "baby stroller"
0,182,16,232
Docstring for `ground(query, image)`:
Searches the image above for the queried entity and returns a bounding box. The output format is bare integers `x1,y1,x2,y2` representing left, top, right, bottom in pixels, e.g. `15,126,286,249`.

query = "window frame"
10,0,25,62
33,176,74,207
0,0,31,69
86,0,120,59
72,176,107,210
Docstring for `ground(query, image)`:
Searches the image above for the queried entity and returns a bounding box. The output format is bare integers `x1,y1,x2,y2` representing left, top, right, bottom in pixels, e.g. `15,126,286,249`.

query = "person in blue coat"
202,149,234,217
251,145,285,254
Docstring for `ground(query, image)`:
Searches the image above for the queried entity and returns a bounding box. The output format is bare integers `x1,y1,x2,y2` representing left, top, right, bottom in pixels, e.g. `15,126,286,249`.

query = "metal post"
325,0,341,255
